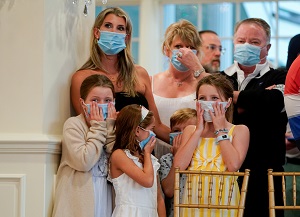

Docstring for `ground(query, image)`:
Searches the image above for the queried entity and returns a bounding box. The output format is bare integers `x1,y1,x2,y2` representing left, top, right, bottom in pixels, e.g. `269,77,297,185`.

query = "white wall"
0,0,94,216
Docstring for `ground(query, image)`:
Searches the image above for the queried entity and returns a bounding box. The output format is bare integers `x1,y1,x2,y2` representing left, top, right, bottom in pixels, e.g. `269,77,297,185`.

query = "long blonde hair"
80,7,137,96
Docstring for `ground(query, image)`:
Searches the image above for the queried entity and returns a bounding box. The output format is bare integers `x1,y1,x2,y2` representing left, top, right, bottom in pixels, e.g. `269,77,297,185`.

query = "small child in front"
109,104,166,217
159,108,197,217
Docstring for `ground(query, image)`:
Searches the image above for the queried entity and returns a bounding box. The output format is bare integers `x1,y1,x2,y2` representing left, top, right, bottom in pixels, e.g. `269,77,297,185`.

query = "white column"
0,0,94,216
139,0,162,75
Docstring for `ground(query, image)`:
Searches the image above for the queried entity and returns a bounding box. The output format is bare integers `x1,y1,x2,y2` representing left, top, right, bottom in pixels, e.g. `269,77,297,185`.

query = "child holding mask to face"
109,104,166,217
52,74,117,217
173,74,249,217
159,108,197,217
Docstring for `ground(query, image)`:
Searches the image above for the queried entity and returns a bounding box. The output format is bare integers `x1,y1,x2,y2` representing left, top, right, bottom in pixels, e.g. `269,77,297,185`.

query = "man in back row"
198,30,224,73
221,18,287,217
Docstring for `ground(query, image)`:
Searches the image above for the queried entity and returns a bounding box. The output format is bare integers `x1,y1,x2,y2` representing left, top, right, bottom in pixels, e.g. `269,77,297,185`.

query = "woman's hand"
177,47,204,72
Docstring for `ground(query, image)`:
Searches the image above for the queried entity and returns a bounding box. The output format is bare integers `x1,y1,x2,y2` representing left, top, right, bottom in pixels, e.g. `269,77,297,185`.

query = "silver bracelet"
194,68,205,78
214,128,229,135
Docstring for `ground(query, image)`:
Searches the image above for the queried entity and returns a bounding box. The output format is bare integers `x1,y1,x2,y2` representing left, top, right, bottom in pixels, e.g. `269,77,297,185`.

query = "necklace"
107,74,118,82
171,73,192,87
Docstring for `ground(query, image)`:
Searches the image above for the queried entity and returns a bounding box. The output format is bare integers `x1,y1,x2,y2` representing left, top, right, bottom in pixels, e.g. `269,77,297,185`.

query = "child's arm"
218,125,249,171
161,135,181,198
63,117,107,172
173,102,204,170
157,175,166,217
104,102,117,154
110,137,156,187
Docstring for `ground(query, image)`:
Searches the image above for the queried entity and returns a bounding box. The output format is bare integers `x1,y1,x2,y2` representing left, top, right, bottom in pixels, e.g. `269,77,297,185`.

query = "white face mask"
199,100,228,122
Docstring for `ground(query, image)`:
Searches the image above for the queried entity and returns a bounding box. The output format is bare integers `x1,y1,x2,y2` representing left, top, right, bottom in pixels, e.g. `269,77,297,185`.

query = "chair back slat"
268,169,300,217
174,168,250,217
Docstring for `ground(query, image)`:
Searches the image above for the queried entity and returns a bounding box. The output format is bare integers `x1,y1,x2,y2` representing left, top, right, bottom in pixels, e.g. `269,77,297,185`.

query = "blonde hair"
170,108,197,129
162,19,201,54
80,7,137,96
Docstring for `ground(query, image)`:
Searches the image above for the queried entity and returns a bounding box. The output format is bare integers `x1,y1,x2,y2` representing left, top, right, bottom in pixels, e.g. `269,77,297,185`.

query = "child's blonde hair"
170,108,197,129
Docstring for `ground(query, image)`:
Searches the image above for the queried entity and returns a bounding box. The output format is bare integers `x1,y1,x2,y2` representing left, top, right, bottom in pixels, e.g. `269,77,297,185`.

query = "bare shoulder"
153,71,166,80
71,69,96,84
110,149,126,162
135,65,149,78
111,149,125,158
233,124,250,136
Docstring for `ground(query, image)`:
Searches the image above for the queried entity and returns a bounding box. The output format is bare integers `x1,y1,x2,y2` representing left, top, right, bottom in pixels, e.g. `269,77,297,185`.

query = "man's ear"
266,43,271,51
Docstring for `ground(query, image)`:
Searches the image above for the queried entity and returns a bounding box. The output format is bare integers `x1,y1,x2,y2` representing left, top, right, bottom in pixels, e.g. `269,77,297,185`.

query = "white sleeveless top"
151,76,196,126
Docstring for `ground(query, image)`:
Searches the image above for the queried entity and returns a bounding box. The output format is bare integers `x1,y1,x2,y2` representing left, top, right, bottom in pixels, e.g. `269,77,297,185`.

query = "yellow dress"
181,126,240,217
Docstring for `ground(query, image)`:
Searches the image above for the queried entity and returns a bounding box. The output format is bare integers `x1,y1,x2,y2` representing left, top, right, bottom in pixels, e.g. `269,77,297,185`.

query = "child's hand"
171,134,182,156
196,101,204,132
107,102,117,120
89,101,104,122
144,136,156,154
210,102,226,130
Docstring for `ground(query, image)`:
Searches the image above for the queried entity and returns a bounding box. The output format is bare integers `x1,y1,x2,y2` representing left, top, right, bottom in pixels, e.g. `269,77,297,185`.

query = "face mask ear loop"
82,102,89,118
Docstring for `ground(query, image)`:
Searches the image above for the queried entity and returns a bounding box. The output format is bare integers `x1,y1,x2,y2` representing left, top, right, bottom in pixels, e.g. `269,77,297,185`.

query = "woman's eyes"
117,26,125,31
104,23,112,28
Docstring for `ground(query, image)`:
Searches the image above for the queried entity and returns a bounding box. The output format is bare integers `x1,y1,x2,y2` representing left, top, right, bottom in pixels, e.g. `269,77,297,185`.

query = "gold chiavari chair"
174,168,250,217
268,169,300,217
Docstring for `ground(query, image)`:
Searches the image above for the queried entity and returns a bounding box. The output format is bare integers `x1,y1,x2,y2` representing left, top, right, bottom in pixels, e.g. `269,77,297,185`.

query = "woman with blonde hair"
71,7,170,142
151,19,209,158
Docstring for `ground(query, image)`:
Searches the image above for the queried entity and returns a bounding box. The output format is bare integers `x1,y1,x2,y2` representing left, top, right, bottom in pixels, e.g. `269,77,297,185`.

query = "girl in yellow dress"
173,74,250,217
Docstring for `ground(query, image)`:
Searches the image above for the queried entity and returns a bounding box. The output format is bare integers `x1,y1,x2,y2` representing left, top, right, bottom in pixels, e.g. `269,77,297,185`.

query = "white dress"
92,147,112,217
111,149,160,217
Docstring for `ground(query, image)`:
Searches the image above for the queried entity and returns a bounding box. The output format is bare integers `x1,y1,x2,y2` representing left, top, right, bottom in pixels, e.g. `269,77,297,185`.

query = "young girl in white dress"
109,104,166,217
52,74,117,217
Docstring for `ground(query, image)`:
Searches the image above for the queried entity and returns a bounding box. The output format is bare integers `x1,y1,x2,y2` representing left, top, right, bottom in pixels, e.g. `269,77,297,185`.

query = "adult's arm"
136,65,171,142
62,117,107,171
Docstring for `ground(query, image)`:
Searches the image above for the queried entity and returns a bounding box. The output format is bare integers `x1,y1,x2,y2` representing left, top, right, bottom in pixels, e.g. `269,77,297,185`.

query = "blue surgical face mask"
84,102,114,120
199,100,228,122
234,43,262,66
98,31,126,55
139,127,156,150
170,49,197,72
169,132,182,145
